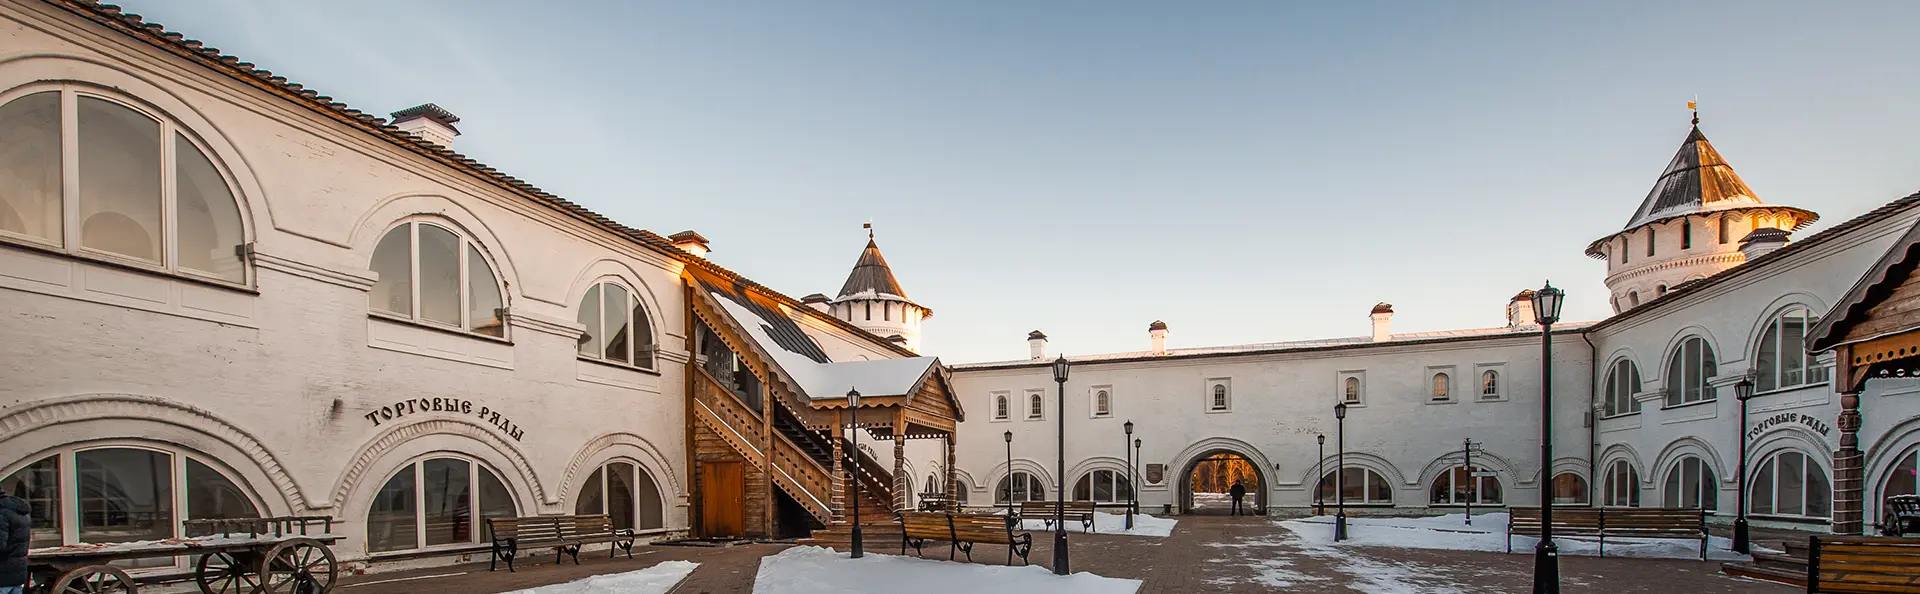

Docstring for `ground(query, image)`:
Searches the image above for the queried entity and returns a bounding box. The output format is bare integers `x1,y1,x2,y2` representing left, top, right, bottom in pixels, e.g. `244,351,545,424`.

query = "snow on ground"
1016,511,1177,537
498,560,698,594
752,546,1141,594
1277,512,1758,561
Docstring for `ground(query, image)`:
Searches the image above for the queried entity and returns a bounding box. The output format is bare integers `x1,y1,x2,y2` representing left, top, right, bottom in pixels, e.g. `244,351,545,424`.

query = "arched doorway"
1180,450,1266,515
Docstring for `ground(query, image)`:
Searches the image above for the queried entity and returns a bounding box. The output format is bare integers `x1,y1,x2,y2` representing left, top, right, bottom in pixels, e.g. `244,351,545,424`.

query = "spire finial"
1688,95,1699,127
863,221,873,240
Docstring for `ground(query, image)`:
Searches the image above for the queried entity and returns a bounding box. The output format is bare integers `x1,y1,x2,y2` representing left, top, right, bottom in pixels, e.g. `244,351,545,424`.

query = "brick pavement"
331,515,1794,593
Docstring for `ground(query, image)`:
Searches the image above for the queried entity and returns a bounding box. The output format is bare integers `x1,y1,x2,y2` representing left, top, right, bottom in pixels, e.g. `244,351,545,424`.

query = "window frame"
1550,472,1590,506
1072,469,1134,503
365,454,519,555
1316,467,1394,506
1603,460,1641,507
1025,390,1045,421
1477,367,1502,401
995,471,1046,504
1428,367,1454,402
1661,455,1719,511
1428,465,1502,506
368,218,508,340
1754,306,1830,393
1089,385,1113,419
1339,372,1365,405
0,83,252,288
1603,358,1644,417
991,391,1011,422
575,279,658,371
1748,450,1830,520
1664,336,1719,407
573,459,666,532
1206,378,1232,413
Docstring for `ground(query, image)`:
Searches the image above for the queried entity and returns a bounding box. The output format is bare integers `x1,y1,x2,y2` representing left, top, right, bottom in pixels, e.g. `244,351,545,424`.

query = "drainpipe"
1582,330,1600,507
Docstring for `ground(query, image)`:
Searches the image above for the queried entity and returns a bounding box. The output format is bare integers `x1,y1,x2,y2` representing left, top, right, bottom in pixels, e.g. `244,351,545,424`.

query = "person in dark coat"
0,492,29,594
1229,482,1247,516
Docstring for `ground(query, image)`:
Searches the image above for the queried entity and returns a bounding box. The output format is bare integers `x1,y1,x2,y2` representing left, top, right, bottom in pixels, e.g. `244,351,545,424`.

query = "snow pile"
1017,511,1177,537
498,560,698,594
752,546,1140,594
1278,512,1756,561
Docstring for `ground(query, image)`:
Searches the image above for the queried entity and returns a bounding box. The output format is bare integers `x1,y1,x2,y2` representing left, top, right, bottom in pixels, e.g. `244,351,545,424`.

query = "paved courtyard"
335,516,1790,593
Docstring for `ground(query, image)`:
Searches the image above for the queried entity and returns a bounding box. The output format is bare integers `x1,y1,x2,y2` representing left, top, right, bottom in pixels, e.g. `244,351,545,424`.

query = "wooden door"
701,461,746,538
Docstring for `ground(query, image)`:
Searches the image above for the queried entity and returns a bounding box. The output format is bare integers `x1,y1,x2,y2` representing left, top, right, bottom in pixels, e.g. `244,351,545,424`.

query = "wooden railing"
693,370,766,469
770,432,834,520
843,437,895,510
694,368,836,523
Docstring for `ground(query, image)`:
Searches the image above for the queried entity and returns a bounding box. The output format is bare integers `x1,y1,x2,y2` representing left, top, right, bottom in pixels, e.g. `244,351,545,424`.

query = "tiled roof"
836,239,911,302
1585,123,1817,258
952,323,1593,371
49,0,921,359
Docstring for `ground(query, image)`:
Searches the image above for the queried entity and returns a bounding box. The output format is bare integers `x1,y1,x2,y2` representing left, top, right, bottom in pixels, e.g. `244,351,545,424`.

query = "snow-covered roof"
952,323,1594,369
711,291,938,399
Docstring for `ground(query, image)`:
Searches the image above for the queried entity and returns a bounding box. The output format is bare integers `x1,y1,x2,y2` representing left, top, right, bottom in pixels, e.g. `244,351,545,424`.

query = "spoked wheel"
51,565,137,594
258,539,337,594
196,551,262,594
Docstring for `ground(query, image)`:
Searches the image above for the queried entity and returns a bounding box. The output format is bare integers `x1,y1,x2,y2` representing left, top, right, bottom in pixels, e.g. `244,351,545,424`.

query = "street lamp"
1051,355,1072,575
1317,434,1326,516
1124,420,1136,530
847,387,864,559
1335,402,1348,541
1530,281,1565,594
1133,438,1142,518
1734,375,1757,554
1004,430,1014,515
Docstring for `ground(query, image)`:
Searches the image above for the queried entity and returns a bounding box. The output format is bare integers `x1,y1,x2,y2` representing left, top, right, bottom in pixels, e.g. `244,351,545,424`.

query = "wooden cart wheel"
257,539,337,594
195,552,262,594
50,565,137,594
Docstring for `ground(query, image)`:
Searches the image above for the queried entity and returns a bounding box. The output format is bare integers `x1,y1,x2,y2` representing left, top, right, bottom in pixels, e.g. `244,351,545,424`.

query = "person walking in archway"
1229,481,1247,516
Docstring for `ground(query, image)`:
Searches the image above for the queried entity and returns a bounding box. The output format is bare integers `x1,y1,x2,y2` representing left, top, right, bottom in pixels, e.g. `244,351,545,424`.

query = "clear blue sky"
124,1,1920,363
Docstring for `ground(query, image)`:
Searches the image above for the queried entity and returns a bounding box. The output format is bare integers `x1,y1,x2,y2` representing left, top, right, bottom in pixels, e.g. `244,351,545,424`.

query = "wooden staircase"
1721,539,1808,587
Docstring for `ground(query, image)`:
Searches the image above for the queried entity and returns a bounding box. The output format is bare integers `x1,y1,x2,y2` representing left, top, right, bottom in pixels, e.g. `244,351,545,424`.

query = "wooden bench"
1883,495,1920,536
897,511,1033,565
1019,501,1096,533
486,514,636,572
1506,507,1706,560
1808,536,1920,593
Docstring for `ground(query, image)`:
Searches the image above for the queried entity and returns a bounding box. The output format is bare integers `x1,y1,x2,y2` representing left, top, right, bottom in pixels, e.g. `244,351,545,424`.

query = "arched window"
1662,456,1718,510
0,87,248,284
994,395,1009,420
1656,284,1669,296
1480,371,1499,399
1604,359,1644,417
1431,373,1451,401
1343,377,1360,403
1603,460,1640,507
367,457,517,553
1750,451,1829,519
1094,389,1111,417
1665,337,1719,406
0,447,260,558
1211,384,1229,410
1756,306,1829,392
1028,394,1043,419
1646,229,1655,256
995,471,1045,504
575,461,665,531
1681,221,1692,249
577,282,656,370
370,220,505,337
1628,291,1640,307
1429,466,1500,505
1551,473,1589,505
1315,468,1393,505
1073,469,1133,503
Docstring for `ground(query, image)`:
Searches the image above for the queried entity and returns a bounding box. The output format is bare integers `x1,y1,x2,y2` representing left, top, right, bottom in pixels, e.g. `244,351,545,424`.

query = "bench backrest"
899,512,951,540
1508,508,1605,534
556,515,616,539
950,513,1018,541
1019,501,1094,515
1810,536,1920,593
1601,508,1702,538
488,516,562,541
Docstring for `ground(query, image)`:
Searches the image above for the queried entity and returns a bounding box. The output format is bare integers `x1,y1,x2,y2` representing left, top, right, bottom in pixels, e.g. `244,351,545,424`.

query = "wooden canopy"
1810,217,1920,392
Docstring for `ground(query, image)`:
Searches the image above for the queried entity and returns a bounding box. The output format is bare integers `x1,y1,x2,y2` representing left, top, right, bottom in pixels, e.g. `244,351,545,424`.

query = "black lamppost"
1335,402,1348,541
1133,438,1142,517
1051,355,1072,575
1733,376,1757,554
847,387,864,559
1003,430,1014,515
1124,420,1136,530
1316,434,1326,516
1530,281,1565,594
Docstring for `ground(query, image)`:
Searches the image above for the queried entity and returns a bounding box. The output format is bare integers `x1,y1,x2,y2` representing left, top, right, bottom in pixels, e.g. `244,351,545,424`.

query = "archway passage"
1182,451,1265,515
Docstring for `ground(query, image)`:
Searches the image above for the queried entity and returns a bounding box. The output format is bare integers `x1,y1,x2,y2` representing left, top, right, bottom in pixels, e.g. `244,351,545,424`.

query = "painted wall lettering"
364,397,526,441
1746,411,1833,442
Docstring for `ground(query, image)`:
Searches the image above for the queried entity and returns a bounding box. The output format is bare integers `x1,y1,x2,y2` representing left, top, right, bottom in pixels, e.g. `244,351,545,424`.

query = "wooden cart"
29,516,340,594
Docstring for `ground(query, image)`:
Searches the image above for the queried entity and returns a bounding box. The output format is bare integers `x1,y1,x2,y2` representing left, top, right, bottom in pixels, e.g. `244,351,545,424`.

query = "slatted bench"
486,514,636,571
1808,536,1920,593
1506,507,1706,560
897,511,1033,565
1019,500,1097,533
1883,495,1920,536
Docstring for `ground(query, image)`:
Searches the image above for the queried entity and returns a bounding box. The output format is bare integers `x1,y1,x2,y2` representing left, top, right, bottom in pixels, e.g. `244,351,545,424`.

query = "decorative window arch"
1755,305,1829,392
367,455,517,553
576,281,656,369
1661,455,1718,510
0,85,249,285
575,460,665,531
994,394,1010,420
1603,460,1640,507
1429,465,1500,505
1604,358,1644,417
1480,370,1499,399
1551,472,1589,505
369,219,506,337
1315,468,1393,505
0,445,262,554
995,471,1045,504
1072,469,1133,503
1750,450,1829,519
1431,373,1452,401
1666,336,1718,406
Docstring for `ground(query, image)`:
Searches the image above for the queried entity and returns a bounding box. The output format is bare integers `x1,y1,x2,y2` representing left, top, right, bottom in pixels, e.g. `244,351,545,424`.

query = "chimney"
669,230,711,258
1028,330,1048,360
1507,290,1537,328
1148,320,1169,355
801,293,832,313
1370,303,1393,342
1740,227,1790,262
390,103,460,148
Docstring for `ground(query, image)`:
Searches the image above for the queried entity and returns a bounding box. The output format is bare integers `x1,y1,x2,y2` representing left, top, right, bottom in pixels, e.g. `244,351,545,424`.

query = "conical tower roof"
1586,118,1816,258
837,238,910,300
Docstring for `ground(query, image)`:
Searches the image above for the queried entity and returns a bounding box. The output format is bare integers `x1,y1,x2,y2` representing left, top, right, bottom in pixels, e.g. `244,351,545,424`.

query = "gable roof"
1809,214,1920,351
48,0,922,358
705,281,940,400
836,238,912,302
